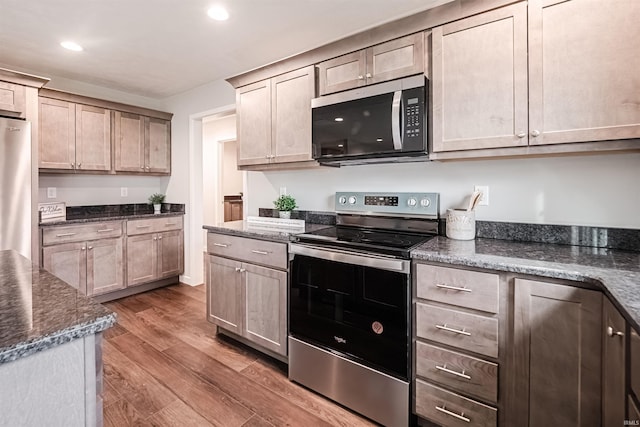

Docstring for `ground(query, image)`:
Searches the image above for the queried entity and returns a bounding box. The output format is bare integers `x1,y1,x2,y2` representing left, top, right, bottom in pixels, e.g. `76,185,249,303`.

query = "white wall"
247,153,640,229
38,175,162,205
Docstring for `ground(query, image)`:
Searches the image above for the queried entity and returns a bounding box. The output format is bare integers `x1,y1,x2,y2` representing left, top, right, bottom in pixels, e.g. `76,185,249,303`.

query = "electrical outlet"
474,185,489,206
279,187,287,196
121,187,128,197
47,187,56,199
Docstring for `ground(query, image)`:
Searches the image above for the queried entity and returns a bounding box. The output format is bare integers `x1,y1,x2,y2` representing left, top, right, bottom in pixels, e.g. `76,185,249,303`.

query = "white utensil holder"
446,209,476,240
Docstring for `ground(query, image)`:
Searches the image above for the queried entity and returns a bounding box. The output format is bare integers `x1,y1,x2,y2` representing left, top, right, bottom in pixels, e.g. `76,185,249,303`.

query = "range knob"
348,196,357,205
338,196,347,205
420,198,431,207
407,197,417,207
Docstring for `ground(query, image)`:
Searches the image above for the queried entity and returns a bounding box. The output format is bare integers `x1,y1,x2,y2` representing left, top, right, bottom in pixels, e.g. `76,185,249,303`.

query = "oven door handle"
289,243,409,273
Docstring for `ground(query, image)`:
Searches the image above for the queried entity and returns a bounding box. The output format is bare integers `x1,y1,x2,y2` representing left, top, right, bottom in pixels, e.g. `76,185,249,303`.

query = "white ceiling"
0,0,449,99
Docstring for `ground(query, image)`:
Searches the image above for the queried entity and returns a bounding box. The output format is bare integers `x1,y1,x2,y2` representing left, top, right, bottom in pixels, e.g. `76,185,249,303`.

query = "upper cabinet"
39,97,111,171
317,33,424,96
432,0,640,154
0,81,26,118
237,66,315,168
113,112,171,174
38,89,172,175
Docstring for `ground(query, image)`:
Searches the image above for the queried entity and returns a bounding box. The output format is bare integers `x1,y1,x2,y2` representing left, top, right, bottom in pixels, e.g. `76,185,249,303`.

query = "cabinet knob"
239,268,246,273
517,132,527,138
357,75,364,80
365,73,372,79
235,267,241,272
153,237,157,240
88,246,93,250
140,166,144,169
606,326,624,337
71,162,75,168
77,163,81,167
530,129,541,137
158,236,163,240
81,247,86,250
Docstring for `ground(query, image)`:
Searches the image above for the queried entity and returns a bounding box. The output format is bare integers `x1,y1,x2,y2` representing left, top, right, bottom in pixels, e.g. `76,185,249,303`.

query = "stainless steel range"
288,191,439,427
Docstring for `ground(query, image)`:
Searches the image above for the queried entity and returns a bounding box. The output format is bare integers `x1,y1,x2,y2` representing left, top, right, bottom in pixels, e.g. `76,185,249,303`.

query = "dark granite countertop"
0,250,116,364
203,221,332,242
412,236,640,331
40,211,184,226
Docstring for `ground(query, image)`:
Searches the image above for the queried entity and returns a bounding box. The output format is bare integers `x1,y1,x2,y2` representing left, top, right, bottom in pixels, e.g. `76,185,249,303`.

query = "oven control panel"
336,192,439,217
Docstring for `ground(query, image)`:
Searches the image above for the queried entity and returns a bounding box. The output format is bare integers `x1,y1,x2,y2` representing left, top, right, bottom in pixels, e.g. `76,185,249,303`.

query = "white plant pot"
279,211,291,219
154,204,161,214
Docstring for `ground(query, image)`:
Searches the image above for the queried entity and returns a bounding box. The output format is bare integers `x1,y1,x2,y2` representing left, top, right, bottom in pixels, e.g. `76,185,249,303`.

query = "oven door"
289,243,411,380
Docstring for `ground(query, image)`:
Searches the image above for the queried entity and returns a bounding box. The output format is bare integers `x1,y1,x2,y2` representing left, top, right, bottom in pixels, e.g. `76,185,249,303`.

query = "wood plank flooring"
103,284,378,427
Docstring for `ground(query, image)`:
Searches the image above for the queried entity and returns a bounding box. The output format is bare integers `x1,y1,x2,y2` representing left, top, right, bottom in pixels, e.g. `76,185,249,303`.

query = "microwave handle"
391,90,403,149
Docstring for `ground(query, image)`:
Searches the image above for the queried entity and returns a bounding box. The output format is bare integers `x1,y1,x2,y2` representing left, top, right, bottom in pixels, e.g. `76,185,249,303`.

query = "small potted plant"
148,193,166,214
273,194,297,219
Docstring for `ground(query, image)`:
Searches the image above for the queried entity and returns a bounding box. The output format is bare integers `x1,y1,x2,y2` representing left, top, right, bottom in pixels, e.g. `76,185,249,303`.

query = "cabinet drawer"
415,379,497,427
416,303,498,358
416,341,498,403
207,233,287,270
42,221,123,245
416,264,499,313
126,216,183,235
632,329,640,398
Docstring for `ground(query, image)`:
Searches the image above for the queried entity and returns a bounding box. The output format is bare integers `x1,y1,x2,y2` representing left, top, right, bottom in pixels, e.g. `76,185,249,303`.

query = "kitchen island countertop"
40,211,184,226
0,250,116,364
412,236,640,331
203,220,332,242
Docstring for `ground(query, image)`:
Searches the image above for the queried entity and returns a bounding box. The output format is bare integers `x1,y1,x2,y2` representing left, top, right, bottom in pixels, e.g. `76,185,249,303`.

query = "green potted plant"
148,193,166,214
273,194,297,219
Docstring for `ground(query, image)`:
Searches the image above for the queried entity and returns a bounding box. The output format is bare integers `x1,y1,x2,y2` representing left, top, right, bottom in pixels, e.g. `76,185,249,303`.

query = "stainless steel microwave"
311,75,427,166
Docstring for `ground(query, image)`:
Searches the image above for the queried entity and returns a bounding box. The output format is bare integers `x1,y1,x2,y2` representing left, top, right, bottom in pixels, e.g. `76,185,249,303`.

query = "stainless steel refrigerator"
0,117,31,259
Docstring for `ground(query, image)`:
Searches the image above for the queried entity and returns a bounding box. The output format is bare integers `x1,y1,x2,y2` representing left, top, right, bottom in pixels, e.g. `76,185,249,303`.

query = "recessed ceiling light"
60,41,83,52
207,5,229,21
334,117,344,122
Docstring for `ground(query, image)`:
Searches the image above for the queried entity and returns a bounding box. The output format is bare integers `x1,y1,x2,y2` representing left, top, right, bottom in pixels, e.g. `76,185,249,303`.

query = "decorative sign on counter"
38,202,66,223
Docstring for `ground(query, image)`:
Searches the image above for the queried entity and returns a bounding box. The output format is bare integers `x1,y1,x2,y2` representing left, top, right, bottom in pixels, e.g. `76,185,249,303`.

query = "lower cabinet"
205,233,288,358
602,297,626,426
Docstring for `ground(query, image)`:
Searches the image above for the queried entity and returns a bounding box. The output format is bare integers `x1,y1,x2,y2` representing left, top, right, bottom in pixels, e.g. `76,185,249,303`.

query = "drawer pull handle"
435,405,470,423
213,243,229,248
251,250,269,255
136,225,151,229
436,283,472,293
235,267,246,273
165,222,176,226
435,324,471,336
435,364,471,380
56,232,76,237
97,228,114,233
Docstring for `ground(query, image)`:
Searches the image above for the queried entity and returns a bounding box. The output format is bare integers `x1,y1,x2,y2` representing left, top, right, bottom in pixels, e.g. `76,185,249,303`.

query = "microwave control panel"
403,86,425,142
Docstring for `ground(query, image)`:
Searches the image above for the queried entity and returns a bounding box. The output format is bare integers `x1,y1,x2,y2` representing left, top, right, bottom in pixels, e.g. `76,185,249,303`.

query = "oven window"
290,254,410,379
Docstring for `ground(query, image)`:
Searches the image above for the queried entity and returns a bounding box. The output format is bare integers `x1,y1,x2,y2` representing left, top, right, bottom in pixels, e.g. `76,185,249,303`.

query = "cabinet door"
317,50,366,96
432,3,528,152
528,0,640,145
39,98,76,170
157,230,183,279
271,66,315,164
0,81,26,118
75,104,111,171
242,262,287,356
126,233,157,286
114,111,145,172
602,297,626,427
42,242,86,293
366,32,424,86
146,117,171,174
205,254,242,335
512,278,602,427
86,237,124,296
237,80,272,166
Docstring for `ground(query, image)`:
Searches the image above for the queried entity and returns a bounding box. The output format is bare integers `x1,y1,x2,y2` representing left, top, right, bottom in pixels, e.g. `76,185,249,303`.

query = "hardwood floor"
102,284,378,427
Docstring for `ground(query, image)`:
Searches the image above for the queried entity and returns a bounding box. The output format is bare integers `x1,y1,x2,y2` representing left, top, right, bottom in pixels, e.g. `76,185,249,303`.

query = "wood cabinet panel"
415,379,497,427
0,81,26,118
317,50,367,96
75,104,111,171
528,0,640,145
86,237,125,296
126,233,157,287
42,242,86,292
631,329,640,399
126,216,182,236
206,233,287,270
114,111,145,172
416,302,499,358
42,221,122,246
367,32,424,85
416,264,499,314
512,278,601,427
271,66,314,163
157,230,183,279
602,297,626,427
416,341,498,404
432,3,528,152
205,254,242,335
39,97,75,170
242,263,287,356
146,117,171,173
237,80,271,166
